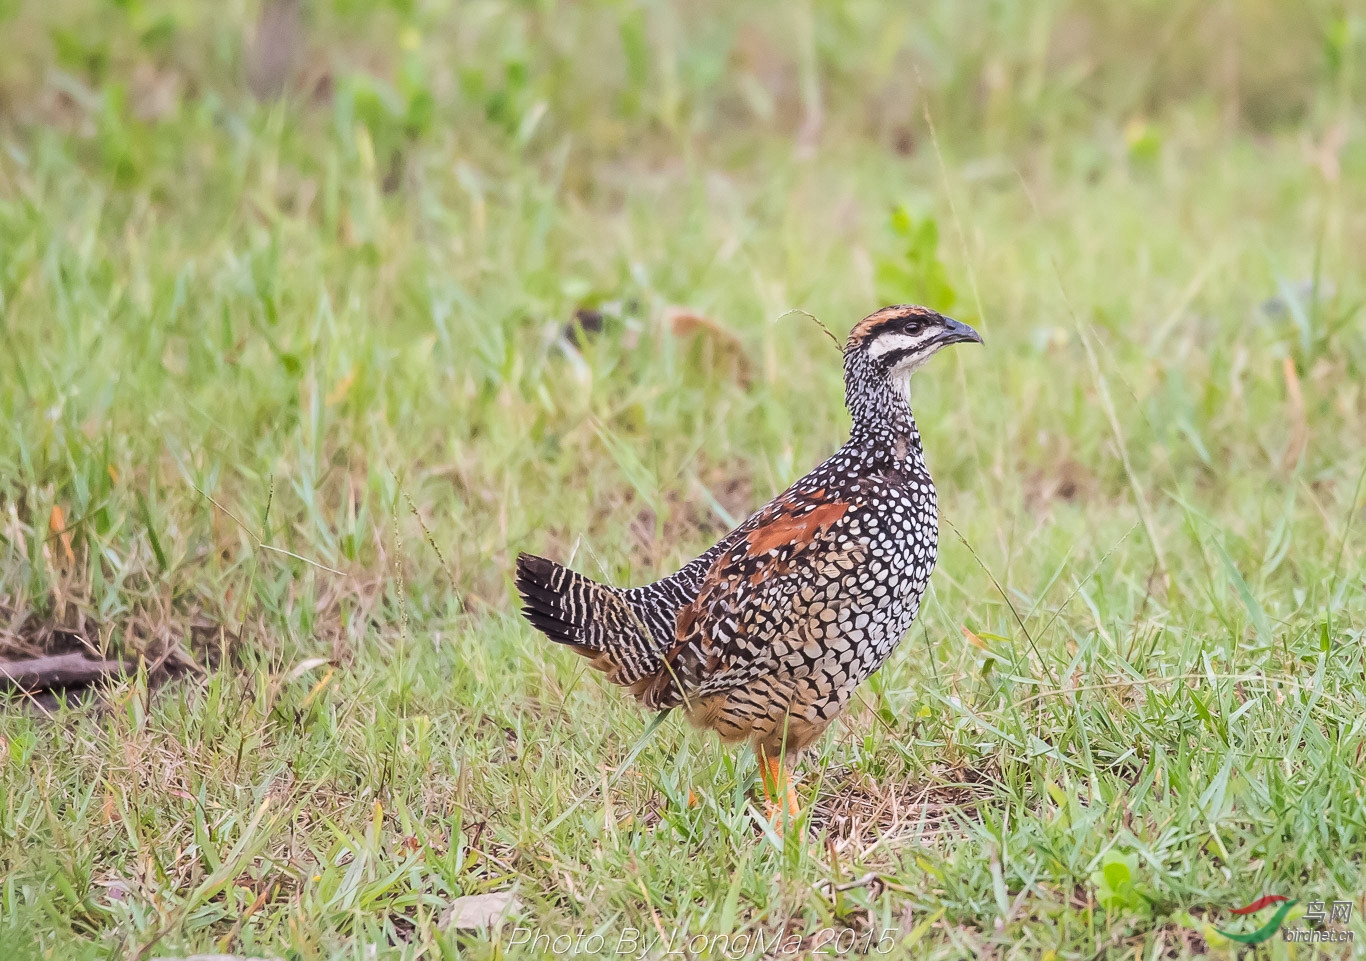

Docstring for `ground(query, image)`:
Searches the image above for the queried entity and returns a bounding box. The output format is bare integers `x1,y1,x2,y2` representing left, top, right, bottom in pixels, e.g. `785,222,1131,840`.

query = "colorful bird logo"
1215,895,1297,944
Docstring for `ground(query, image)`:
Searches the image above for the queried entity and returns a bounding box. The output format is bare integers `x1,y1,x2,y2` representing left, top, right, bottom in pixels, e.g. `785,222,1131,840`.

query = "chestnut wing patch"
645,489,860,705
743,498,849,558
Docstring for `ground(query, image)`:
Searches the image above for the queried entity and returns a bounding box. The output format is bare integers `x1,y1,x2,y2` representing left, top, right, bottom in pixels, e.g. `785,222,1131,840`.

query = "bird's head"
843,304,983,422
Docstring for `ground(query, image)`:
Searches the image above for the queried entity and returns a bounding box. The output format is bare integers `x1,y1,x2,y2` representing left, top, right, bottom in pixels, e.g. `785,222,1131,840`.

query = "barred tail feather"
514,552,661,691
515,553,595,645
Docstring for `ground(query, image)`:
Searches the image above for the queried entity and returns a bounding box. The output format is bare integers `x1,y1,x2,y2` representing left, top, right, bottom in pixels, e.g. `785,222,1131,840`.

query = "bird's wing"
646,486,868,704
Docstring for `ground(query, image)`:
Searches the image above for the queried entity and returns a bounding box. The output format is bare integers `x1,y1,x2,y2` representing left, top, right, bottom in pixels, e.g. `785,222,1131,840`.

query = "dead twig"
0,653,129,693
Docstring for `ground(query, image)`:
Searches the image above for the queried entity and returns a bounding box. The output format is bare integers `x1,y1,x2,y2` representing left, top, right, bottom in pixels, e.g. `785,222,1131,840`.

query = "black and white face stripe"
861,314,982,374
866,328,941,370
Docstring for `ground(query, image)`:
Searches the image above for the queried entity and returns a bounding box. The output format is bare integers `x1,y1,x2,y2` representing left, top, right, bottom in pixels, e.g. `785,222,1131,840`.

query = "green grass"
2,0,1366,958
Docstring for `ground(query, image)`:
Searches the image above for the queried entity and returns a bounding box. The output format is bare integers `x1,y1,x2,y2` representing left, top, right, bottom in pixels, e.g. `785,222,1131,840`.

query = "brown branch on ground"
0,653,129,693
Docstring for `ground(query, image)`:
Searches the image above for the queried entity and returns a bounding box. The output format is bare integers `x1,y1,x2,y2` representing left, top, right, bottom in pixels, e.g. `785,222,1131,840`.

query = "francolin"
517,305,982,826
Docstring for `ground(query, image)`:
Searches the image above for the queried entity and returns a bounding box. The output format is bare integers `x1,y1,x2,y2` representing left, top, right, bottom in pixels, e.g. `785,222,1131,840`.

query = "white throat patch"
890,365,912,398
889,348,936,402
889,364,914,403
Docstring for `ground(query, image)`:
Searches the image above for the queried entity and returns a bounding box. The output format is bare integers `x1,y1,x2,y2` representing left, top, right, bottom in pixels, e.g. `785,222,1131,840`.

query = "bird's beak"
938,317,984,347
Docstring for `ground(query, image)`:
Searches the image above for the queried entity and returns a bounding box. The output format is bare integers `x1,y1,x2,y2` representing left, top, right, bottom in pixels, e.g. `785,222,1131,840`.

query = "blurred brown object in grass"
247,0,302,99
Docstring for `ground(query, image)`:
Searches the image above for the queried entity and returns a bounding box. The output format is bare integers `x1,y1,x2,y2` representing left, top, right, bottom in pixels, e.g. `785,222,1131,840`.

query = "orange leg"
759,753,801,830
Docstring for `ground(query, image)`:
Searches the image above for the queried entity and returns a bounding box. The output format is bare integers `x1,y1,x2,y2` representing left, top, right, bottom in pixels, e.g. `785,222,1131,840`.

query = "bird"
516,305,982,827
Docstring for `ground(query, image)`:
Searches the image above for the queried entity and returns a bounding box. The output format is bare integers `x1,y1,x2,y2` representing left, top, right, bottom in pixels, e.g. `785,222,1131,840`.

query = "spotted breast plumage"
516,305,982,824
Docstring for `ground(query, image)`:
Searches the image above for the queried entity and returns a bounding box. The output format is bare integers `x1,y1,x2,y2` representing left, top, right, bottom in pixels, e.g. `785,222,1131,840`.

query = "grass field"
2,1,1366,958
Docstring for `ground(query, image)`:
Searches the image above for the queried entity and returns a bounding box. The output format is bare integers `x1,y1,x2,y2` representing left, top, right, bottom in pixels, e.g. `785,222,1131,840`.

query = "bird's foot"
760,754,801,835
762,786,801,829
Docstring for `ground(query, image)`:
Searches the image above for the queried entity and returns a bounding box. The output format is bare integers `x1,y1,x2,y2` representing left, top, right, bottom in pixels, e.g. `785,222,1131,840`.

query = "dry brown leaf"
285,657,332,684
666,307,740,344
440,890,522,931
664,307,753,385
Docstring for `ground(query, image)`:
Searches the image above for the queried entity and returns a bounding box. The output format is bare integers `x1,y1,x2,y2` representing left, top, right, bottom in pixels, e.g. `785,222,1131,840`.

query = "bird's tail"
514,553,660,693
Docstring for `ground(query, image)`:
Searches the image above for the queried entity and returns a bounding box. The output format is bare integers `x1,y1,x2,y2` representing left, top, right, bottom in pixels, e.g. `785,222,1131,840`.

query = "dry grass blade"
940,513,1057,685
401,484,460,596
1280,355,1308,473
776,307,843,353
813,773,991,857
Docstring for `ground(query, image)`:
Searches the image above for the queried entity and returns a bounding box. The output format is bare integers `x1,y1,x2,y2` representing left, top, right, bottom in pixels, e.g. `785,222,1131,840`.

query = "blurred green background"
1,1,1365,959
